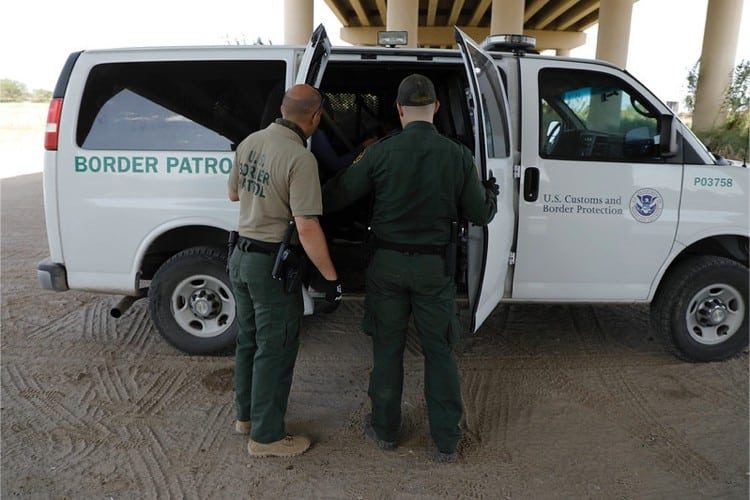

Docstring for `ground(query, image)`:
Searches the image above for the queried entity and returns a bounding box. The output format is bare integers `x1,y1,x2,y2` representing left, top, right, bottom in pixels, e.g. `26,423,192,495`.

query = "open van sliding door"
295,24,331,314
295,24,331,86
455,28,516,332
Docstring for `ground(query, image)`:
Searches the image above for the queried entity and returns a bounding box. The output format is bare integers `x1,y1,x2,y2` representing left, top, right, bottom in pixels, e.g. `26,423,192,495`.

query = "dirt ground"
2,173,748,498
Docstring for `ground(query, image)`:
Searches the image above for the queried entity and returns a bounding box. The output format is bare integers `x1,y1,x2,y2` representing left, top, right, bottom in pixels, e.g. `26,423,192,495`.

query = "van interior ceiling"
313,61,473,294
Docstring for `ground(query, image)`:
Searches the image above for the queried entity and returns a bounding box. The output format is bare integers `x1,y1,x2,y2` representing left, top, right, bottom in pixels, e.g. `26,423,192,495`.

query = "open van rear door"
296,24,331,86
455,28,516,332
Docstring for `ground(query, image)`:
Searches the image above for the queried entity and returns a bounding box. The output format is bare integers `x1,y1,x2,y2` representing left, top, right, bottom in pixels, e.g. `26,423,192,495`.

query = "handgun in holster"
445,221,458,279
226,230,239,274
272,221,308,294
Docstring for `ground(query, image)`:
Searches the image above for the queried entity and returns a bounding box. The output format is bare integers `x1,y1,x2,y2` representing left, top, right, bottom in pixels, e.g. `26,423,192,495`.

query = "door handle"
523,167,539,202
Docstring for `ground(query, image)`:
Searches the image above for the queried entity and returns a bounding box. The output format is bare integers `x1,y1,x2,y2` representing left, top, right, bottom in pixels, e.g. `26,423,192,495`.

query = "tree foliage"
0,79,28,102
685,60,750,161
0,79,52,103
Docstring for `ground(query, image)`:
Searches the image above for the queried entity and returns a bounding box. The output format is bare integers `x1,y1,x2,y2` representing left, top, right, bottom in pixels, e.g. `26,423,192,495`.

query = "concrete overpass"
284,0,744,131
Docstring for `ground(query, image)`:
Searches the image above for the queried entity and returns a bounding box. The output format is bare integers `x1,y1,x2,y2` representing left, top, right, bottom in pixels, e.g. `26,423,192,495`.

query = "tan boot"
247,435,311,457
235,420,251,435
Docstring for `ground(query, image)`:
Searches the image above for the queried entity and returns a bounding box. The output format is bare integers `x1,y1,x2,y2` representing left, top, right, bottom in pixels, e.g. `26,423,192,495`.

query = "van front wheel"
149,246,237,355
652,256,748,362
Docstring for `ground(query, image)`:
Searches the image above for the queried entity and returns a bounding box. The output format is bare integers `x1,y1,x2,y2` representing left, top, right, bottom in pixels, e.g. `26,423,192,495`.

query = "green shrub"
696,122,749,162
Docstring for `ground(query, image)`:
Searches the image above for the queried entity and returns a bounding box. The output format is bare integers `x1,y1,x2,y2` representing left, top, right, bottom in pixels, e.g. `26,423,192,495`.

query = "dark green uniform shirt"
322,121,497,245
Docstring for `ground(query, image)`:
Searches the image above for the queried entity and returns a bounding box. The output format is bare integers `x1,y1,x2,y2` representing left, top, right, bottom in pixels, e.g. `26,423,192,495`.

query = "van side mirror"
659,114,678,157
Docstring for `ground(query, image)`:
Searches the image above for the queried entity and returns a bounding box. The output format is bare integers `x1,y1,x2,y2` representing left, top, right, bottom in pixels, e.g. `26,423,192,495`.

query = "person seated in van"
311,128,375,176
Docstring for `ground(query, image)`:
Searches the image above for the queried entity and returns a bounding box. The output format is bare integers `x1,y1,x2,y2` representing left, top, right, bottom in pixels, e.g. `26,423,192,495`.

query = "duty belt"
375,238,446,256
237,237,280,255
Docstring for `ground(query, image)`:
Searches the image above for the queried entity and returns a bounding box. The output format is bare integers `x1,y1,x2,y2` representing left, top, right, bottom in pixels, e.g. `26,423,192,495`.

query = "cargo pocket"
282,298,301,349
228,248,241,284
361,296,375,337
447,305,462,346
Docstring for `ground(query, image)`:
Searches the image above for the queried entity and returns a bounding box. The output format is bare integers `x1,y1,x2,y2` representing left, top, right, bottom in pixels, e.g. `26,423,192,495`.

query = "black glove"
482,175,499,196
316,278,342,314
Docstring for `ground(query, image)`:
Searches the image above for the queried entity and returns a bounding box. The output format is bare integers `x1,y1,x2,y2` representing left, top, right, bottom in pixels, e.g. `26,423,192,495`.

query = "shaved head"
281,84,323,120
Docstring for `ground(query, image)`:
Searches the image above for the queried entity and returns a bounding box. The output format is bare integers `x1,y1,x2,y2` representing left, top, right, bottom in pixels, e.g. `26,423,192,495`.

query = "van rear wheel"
149,246,237,355
652,256,748,362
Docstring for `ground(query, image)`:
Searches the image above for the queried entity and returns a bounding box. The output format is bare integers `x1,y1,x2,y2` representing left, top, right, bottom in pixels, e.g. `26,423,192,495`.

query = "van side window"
466,44,509,158
539,68,662,162
77,61,286,151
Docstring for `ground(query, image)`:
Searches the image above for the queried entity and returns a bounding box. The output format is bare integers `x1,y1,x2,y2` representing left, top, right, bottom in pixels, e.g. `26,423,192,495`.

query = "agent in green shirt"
323,74,498,463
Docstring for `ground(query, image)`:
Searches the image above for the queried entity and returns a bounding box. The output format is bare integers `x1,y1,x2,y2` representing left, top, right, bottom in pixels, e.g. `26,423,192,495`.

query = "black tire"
652,255,748,362
148,246,237,355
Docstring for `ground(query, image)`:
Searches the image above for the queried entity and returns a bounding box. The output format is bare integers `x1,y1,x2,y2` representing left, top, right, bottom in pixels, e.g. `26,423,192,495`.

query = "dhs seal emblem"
630,188,663,223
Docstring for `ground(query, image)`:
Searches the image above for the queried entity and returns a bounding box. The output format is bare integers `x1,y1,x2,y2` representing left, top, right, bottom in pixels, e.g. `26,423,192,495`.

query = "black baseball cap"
396,74,436,106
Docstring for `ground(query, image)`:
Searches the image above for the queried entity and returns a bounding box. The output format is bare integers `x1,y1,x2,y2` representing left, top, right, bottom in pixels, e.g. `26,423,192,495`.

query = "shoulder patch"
352,149,366,165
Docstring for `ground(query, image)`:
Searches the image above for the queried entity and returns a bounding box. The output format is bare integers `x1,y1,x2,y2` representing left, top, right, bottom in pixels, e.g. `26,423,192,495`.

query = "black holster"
272,222,308,294
445,221,458,279
226,230,239,274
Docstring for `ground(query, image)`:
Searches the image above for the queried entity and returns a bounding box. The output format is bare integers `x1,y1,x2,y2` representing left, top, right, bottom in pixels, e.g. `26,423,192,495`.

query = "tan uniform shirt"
229,122,322,242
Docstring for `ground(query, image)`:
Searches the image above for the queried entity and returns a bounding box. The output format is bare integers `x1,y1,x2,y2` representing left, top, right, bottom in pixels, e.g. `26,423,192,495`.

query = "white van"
38,26,748,361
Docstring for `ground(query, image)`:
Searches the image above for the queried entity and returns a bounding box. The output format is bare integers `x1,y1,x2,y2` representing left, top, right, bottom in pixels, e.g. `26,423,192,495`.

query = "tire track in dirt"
459,367,533,465
5,365,81,430
83,298,114,342
45,425,107,473
187,404,232,457
90,364,197,418
464,305,721,485
572,307,721,483
678,363,749,413
3,364,112,470
24,308,83,342
563,307,719,484
597,367,720,483
124,430,187,499
118,302,155,351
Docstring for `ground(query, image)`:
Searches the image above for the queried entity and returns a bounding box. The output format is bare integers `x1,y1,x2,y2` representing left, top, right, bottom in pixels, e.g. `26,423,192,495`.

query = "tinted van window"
539,68,662,162
77,60,286,151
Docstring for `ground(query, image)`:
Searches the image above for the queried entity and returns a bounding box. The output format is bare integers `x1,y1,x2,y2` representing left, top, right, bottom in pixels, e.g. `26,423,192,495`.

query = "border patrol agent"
228,84,342,458
322,74,498,463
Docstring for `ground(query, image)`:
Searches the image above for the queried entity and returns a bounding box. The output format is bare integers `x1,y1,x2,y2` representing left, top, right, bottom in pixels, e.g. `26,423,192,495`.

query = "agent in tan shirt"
228,84,341,457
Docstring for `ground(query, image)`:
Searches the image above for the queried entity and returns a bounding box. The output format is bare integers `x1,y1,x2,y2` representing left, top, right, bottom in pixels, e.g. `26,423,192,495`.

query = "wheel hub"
686,283,745,346
696,298,728,326
189,288,222,319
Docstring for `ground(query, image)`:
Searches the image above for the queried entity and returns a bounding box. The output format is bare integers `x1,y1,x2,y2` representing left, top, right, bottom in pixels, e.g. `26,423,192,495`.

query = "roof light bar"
378,31,408,47
481,34,537,53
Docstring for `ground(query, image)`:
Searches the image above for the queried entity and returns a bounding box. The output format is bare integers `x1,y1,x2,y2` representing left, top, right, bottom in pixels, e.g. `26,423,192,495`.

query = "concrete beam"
468,0,492,26
532,0,579,29
556,0,599,30
693,0,744,130
491,0,524,35
524,0,550,22
322,0,348,25
350,0,371,26
375,0,387,25
340,26,586,51
448,0,466,26
427,0,438,26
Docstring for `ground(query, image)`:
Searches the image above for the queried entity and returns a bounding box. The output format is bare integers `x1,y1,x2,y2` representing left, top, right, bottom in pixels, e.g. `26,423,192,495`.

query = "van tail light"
45,98,63,151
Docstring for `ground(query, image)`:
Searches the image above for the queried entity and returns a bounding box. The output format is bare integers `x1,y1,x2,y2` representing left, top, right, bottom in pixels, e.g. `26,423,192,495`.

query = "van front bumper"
37,259,69,291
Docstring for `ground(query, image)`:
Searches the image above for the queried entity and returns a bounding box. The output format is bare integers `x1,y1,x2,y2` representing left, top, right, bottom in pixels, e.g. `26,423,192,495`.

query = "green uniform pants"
364,249,463,454
229,249,302,444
